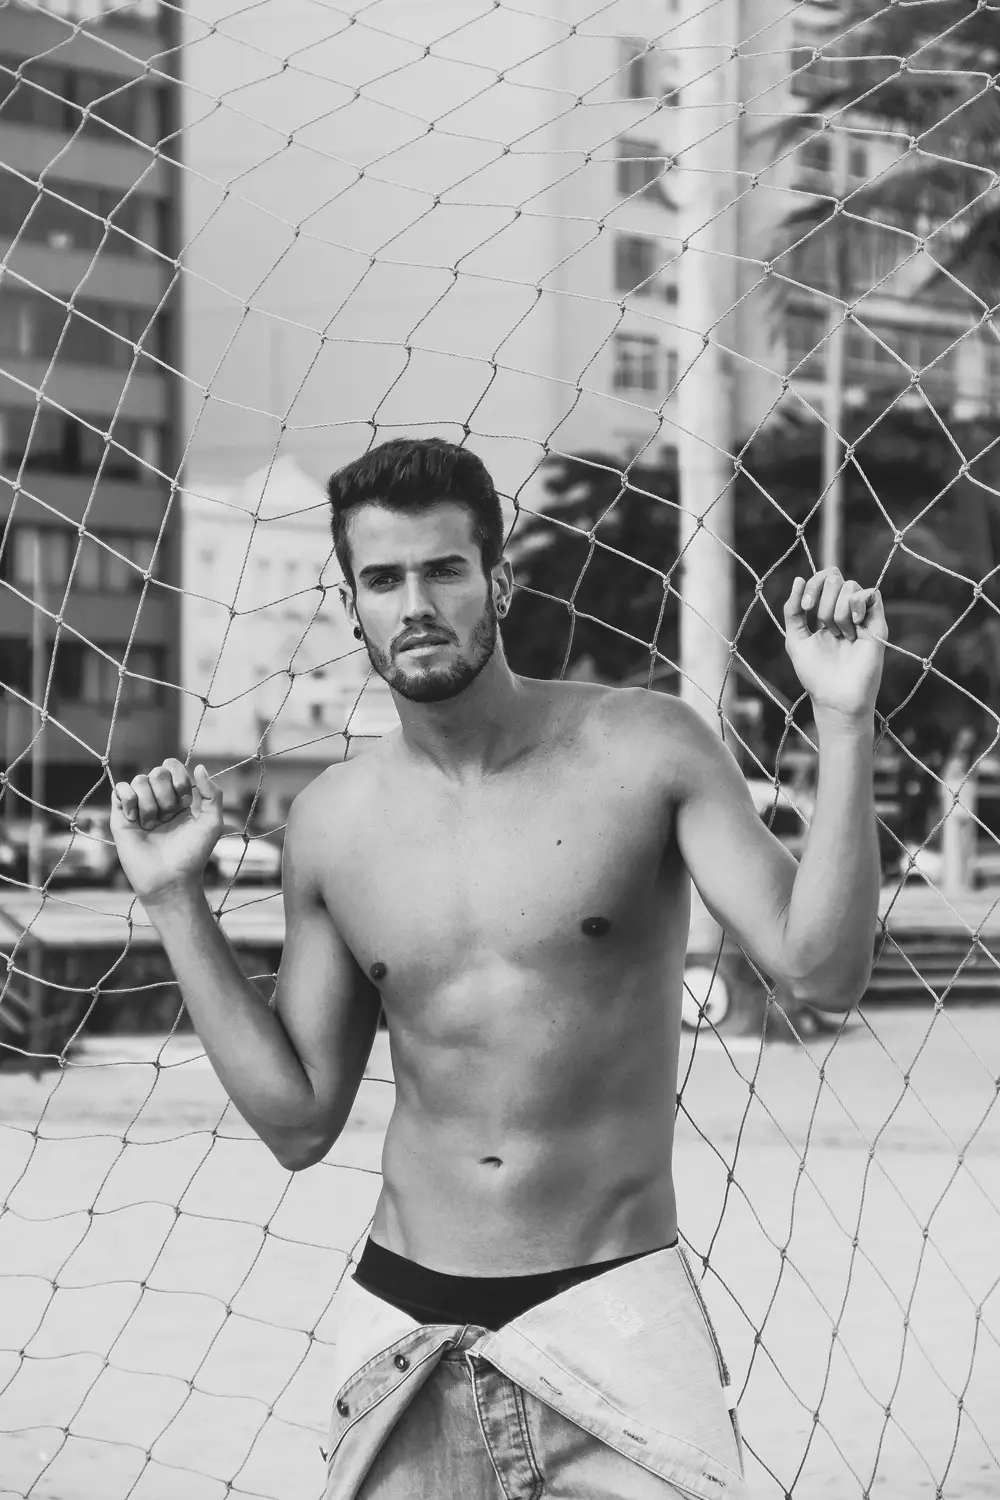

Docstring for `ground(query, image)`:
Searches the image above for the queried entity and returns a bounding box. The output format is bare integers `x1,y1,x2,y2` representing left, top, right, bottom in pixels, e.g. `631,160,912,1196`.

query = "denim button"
336,1398,349,1417
394,1354,409,1371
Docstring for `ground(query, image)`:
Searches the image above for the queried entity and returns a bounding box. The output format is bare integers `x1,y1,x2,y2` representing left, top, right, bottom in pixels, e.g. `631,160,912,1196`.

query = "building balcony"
3,6,169,70
1,697,174,772
0,121,168,199
0,586,172,647
0,356,167,424
0,468,171,531
0,235,172,307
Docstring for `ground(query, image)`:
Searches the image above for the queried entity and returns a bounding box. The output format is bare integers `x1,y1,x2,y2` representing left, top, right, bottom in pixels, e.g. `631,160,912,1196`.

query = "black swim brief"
352,1234,678,1331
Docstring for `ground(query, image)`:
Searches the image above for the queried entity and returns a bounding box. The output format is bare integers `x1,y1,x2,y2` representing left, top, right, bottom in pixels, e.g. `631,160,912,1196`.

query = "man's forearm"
781,711,881,1009
144,883,318,1160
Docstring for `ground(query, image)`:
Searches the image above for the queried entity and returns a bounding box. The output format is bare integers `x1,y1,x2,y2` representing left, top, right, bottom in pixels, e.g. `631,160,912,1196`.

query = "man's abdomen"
372,1002,681,1276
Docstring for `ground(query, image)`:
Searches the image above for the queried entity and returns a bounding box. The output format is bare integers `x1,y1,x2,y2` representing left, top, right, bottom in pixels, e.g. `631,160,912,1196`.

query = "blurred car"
3,811,125,887
205,818,283,885
0,829,28,884
897,836,1000,888
51,807,129,886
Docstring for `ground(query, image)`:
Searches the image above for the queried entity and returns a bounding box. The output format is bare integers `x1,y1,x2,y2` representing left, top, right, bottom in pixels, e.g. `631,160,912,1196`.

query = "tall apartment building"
0,0,181,813
175,0,688,512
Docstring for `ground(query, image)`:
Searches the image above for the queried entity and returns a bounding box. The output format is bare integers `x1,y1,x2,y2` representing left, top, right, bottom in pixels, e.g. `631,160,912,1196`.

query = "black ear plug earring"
353,626,362,639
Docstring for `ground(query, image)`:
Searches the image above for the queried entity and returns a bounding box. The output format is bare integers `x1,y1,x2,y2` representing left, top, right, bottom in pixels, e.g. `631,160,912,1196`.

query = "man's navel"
581,916,611,938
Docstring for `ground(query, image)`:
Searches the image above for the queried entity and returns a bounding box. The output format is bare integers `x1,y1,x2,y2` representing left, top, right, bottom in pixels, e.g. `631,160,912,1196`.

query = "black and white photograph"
0,1,998,1496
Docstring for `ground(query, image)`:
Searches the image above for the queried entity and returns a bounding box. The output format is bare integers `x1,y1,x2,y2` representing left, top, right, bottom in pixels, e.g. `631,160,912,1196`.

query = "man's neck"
392,662,543,781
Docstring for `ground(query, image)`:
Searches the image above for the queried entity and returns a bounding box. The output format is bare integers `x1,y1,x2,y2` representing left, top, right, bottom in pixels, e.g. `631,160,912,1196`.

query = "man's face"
344,502,501,703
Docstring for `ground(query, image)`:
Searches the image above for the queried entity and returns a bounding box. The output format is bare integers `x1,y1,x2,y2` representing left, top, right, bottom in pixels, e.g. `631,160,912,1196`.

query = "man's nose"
401,576,435,619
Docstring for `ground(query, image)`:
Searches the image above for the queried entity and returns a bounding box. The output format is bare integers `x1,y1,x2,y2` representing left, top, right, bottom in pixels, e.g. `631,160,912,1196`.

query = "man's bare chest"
319,762,678,988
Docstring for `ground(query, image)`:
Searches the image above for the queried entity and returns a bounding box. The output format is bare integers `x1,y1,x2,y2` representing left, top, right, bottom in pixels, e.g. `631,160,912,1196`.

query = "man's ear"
338,584,356,625
494,557,515,612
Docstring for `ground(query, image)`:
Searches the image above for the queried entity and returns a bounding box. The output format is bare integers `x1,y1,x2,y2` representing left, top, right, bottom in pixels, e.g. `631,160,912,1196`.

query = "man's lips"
398,636,449,651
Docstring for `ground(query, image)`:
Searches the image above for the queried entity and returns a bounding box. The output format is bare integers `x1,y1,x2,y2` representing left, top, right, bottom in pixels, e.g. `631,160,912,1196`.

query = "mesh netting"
1,1,999,1496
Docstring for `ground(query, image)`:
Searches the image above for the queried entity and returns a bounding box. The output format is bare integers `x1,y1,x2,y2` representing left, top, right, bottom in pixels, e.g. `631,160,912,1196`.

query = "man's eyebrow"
358,554,469,580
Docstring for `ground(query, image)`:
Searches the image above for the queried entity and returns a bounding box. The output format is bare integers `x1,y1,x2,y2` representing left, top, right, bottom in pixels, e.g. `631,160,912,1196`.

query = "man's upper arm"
270,788,381,1155
664,698,801,989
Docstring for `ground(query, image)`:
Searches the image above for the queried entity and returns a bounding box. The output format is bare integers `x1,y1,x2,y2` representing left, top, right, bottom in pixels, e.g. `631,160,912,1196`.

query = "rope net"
1,0,999,1495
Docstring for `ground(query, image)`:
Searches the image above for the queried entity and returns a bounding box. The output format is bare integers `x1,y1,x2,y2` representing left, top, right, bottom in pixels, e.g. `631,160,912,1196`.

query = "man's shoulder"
574,684,729,795
544,677,667,724
287,740,393,833
563,680,697,744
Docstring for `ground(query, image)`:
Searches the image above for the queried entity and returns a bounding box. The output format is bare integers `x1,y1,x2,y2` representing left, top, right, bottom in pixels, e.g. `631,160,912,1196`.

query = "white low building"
179,456,398,826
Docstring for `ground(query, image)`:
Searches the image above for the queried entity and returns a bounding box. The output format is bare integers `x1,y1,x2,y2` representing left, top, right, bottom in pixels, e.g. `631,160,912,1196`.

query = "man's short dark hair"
327,437,505,594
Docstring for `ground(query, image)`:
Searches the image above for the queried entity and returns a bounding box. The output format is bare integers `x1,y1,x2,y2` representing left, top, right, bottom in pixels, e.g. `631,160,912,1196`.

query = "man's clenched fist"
110,759,223,904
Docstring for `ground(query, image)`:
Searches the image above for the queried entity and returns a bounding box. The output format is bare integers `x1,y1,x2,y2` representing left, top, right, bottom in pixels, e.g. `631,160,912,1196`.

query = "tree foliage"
775,0,1000,305
503,412,1000,763
503,454,679,684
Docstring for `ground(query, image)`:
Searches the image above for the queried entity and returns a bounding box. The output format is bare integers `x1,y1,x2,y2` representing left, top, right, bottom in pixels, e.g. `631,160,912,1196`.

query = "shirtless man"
111,437,886,1500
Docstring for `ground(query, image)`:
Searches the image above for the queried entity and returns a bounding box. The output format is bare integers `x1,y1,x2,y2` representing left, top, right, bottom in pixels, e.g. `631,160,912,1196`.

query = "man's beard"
359,597,500,703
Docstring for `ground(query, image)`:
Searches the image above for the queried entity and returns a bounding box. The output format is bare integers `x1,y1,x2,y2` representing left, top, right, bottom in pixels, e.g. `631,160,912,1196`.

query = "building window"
0,168,164,257
792,220,906,296
0,291,165,369
985,337,1000,394
785,310,827,378
52,640,164,707
789,234,834,291
0,294,31,356
789,47,854,100
81,649,118,706
619,38,653,99
0,408,165,479
0,636,30,692
800,137,832,173
123,646,164,705
12,527,71,590
849,143,869,179
666,349,679,391
616,139,667,200
663,282,678,306
849,220,907,290
614,234,658,296
0,54,167,143
613,334,660,392
847,321,956,397
8,527,159,592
